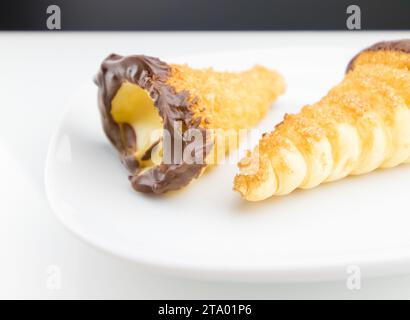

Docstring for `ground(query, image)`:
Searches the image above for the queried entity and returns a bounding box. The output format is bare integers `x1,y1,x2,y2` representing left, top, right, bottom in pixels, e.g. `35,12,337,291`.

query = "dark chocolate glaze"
95,54,211,194
346,39,410,73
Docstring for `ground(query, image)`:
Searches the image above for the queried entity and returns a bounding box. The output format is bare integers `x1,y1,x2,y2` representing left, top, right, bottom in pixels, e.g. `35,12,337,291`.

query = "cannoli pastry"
95,54,285,194
234,39,410,201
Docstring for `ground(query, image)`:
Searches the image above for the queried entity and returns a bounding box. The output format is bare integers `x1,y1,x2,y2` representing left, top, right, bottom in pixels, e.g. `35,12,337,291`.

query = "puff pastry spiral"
234,40,410,201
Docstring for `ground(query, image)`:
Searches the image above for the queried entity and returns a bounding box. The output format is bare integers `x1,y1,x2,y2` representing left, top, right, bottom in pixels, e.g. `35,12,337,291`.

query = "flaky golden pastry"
234,40,410,201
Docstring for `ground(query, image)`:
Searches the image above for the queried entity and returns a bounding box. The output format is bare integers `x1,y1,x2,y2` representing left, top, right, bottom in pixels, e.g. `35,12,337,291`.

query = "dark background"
0,0,409,30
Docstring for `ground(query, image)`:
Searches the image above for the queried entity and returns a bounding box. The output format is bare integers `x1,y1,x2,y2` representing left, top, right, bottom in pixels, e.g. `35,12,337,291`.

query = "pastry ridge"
234,39,410,201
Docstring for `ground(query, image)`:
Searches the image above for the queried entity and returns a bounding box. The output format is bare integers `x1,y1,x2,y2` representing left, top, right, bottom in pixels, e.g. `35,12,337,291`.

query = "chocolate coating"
95,54,211,194
346,39,410,72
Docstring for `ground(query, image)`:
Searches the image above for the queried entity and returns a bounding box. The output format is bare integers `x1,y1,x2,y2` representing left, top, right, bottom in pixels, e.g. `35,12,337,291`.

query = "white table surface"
1,31,410,299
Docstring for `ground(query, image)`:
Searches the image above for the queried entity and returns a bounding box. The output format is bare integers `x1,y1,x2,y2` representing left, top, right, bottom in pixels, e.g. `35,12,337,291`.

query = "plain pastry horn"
234,39,410,201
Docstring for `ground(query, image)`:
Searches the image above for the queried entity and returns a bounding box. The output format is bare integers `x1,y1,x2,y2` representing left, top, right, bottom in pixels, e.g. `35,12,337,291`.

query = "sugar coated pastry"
234,40,410,201
95,54,285,194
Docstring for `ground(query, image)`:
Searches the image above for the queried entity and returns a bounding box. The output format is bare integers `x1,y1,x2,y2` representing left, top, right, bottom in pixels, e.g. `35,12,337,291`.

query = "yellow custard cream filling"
111,82,163,169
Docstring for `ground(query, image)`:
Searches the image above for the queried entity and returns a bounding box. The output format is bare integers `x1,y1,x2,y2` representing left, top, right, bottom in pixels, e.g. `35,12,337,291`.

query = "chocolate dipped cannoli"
95,54,285,194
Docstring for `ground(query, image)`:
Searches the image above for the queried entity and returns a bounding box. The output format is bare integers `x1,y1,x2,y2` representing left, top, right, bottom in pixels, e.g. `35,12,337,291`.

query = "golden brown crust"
168,64,285,130
347,39,410,72
168,64,285,164
234,42,410,201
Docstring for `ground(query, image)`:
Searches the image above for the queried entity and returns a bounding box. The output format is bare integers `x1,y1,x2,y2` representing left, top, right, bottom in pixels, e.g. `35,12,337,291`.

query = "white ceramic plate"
45,47,410,282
